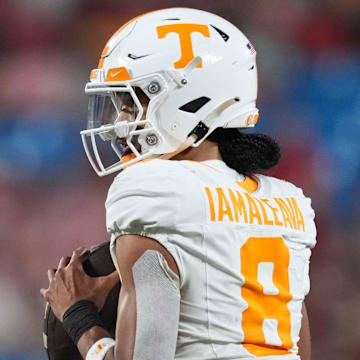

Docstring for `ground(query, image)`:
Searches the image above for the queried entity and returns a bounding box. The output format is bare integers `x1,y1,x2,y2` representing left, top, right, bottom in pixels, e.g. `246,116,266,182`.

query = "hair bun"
207,129,281,175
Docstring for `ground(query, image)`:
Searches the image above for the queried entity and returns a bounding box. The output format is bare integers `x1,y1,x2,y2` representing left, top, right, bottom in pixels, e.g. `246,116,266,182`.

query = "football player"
41,8,316,360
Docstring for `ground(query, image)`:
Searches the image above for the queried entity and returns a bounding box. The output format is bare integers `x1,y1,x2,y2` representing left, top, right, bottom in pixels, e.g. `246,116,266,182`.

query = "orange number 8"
240,237,293,356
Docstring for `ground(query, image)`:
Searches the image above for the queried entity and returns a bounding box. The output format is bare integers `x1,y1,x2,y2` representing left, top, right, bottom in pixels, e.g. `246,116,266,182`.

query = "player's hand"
40,247,119,321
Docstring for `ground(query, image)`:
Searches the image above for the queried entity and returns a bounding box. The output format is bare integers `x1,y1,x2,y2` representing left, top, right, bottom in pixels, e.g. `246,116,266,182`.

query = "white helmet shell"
81,8,259,176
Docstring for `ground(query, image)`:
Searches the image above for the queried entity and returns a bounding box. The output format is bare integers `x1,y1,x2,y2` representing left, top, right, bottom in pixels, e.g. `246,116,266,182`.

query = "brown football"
43,242,121,360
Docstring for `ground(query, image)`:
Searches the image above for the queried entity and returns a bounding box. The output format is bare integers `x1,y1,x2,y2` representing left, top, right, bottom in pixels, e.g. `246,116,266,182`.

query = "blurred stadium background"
0,0,359,359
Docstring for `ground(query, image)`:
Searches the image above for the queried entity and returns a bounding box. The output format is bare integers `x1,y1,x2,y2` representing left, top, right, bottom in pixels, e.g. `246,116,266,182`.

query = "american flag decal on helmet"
247,42,256,54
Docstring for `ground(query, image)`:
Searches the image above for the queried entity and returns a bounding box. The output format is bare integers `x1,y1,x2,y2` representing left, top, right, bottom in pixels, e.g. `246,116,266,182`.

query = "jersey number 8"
240,237,293,356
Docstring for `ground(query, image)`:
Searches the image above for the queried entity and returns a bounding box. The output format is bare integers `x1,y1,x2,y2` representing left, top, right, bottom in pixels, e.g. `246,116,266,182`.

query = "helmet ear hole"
179,97,211,113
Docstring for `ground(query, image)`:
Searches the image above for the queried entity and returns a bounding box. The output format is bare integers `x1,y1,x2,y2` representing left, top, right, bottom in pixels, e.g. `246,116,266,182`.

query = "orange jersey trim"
237,177,258,194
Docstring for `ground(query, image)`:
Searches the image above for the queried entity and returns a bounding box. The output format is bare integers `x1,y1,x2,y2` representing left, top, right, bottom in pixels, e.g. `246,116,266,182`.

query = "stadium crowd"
0,0,359,358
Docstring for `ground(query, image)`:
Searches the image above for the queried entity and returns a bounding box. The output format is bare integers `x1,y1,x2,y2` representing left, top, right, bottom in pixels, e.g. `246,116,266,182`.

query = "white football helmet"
81,7,259,176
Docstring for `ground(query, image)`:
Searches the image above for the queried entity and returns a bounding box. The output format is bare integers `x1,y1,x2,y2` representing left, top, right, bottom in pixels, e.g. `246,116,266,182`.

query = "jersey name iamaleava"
204,186,305,231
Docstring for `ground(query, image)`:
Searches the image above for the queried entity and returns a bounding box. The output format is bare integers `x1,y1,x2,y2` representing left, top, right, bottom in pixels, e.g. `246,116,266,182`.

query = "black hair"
207,128,281,176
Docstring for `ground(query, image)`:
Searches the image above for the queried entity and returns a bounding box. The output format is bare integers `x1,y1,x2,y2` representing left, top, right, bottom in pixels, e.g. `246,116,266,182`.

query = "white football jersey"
106,159,316,360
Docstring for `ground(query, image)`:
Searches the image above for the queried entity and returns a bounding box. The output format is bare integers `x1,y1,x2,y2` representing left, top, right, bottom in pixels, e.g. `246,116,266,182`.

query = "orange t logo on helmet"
157,24,210,69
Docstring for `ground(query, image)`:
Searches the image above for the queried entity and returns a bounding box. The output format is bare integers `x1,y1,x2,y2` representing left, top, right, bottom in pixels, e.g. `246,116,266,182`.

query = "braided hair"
207,128,281,176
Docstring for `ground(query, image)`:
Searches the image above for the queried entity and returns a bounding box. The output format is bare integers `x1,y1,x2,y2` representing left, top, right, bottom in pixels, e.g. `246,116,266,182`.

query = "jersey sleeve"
105,160,181,274
278,179,316,296
267,176,317,249
106,160,179,238
298,187,316,248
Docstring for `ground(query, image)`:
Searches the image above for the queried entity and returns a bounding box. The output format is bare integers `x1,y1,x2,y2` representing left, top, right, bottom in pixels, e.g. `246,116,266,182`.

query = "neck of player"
172,140,223,162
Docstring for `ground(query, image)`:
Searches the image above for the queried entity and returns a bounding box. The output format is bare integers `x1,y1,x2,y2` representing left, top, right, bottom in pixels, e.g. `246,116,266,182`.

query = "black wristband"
62,300,105,345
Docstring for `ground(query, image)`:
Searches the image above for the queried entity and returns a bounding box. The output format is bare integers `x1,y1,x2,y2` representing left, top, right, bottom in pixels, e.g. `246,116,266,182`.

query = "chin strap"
161,97,238,160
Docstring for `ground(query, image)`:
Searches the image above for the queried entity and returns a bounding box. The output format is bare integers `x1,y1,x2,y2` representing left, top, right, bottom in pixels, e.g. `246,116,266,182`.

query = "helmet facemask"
81,78,165,176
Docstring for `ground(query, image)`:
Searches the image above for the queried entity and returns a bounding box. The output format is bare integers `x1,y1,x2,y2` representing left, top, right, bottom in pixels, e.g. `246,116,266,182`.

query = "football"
43,242,121,360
